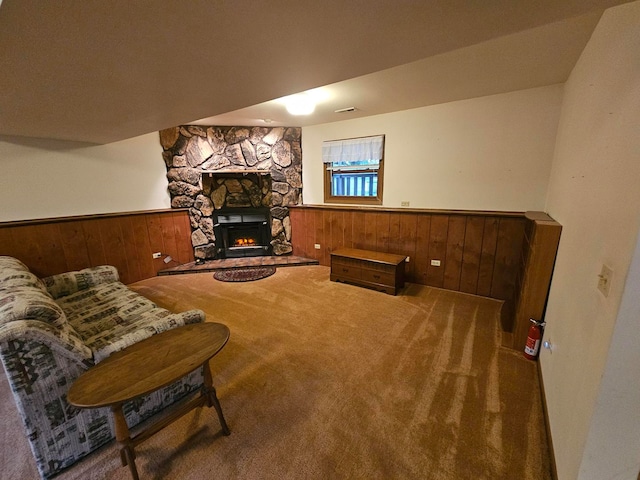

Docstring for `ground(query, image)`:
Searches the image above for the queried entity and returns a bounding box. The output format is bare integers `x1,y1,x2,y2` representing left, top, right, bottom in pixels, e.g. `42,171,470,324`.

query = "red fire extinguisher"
523,318,546,360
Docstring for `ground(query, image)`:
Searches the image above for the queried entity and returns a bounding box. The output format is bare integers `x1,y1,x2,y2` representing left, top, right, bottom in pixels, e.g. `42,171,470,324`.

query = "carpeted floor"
0,265,551,480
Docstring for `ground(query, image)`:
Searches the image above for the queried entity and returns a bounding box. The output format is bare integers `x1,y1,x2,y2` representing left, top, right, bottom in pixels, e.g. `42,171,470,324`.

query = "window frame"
322,135,385,205
323,159,384,205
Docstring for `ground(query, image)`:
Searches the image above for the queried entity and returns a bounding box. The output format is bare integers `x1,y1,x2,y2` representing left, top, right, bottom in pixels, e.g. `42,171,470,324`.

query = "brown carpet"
1,266,551,480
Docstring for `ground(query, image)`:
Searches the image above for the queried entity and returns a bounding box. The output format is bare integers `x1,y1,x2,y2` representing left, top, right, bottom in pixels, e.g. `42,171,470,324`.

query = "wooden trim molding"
0,208,187,229
291,204,526,218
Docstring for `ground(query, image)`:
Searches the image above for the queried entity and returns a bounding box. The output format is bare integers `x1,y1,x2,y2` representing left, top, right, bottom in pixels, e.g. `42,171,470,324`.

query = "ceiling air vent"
334,107,357,113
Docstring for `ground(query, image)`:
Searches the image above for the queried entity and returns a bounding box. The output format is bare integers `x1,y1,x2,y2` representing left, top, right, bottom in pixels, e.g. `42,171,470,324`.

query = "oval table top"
68,322,229,408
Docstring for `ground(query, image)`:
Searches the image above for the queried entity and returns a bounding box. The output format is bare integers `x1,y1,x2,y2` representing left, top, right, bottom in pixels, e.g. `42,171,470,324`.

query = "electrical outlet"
163,256,173,264
430,259,441,267
152,252,162,259
597,264,613,297
314,244,321,250
401,201,410,207
405,256,410,263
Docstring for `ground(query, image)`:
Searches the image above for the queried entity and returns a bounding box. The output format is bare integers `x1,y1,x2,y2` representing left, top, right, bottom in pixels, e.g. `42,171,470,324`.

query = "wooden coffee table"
67,322,231,480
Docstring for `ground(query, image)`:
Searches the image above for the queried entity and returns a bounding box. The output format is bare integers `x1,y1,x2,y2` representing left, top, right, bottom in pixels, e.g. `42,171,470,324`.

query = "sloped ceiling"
0,0,632,144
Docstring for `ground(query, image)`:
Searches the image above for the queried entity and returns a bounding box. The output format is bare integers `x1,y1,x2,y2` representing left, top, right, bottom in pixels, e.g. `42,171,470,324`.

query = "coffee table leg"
203,363,230,436
112,404,140,480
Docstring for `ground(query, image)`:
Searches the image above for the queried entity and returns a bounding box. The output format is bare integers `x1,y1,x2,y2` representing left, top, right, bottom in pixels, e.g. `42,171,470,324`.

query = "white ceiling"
0,0,631,144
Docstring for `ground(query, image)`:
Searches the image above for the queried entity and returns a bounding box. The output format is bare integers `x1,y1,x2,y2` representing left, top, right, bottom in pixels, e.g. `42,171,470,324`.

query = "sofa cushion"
55,281,186,361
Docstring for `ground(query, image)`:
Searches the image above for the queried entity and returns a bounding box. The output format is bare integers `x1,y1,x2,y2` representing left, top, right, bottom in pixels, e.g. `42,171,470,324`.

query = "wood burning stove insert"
213,208,272,258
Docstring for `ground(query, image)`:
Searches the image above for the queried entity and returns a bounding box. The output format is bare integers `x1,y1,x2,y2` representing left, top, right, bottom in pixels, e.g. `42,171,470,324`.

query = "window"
323,135,384,205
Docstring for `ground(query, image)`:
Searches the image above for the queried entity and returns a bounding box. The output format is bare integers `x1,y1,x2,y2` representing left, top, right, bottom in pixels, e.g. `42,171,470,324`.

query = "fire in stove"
234,237,257,247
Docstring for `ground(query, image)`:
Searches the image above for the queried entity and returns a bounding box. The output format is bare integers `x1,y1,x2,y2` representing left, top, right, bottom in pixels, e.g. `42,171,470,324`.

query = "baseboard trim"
537,360,559,480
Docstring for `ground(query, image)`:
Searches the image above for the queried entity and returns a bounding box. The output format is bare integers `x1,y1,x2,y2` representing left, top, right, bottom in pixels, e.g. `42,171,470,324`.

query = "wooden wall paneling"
0,228,17,258
477,217,499,297
81,220,108,269
330,210,344,253
313,210,326,265
0,210,195,284
8,225,43,276
491,218,526,299
120,217,143,284
289,207,303,257
443,216,466,291
311,210,322,262
8,225,37,274
351,211,366,250
27,224,66,277
399,214,417,282
387,213,401,255
426,215,448,287
23,225,47,276
459,216,485,294
57,221,91,272
160,213,188,272
5,226,38,273
99,217,131,284
304,209,315,259
375,212,390,252
413,214,431,285
362,211,376,251
173,211,195,265
145,214,167,273
343,211,353,249
130,215,156,281
322,210,332,265
492,218,526,331
296,208,310,258
159,214,179,260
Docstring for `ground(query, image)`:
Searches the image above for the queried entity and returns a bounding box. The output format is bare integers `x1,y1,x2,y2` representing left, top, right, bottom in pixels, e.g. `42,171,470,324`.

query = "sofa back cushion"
0,286,67,328
43,265,119,299
0,256,46,292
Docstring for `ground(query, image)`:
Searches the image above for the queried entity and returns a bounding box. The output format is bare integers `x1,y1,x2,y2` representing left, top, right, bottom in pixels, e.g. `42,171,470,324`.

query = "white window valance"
322,135,384,163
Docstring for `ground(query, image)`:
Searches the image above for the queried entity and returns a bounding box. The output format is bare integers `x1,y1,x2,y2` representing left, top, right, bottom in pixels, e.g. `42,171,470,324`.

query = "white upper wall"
302,85,563,212
542,1,640,479
0,133,170,222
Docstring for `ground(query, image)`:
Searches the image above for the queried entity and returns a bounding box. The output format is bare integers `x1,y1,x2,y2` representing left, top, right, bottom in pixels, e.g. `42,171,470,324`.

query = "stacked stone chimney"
159,125,302,260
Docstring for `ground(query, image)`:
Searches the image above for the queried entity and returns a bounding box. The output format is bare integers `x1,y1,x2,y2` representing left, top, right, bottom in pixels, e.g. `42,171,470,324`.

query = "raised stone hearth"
159,126,302,260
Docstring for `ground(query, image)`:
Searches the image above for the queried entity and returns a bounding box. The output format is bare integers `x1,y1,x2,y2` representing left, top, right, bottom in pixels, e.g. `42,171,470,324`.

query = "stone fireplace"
159,125,302,260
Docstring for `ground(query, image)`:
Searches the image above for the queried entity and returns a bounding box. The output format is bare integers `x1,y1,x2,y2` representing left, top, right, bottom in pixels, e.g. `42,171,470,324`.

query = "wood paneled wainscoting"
289,205,561,349
0,209,194,285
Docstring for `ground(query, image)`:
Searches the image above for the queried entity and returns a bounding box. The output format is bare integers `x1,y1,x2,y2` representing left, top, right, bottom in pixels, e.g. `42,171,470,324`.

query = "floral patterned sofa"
0,256,206,479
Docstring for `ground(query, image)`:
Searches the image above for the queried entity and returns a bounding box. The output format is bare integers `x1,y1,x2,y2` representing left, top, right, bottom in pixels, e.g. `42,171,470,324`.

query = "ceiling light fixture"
285,94,316,116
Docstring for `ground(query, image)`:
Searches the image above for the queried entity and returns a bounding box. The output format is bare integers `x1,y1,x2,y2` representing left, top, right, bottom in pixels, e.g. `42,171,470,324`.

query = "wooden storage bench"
330,248,407,295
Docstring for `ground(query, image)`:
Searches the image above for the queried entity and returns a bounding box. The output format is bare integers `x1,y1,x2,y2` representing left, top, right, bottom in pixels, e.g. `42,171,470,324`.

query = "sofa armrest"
0,319,93,372
43,265,120,299
93,309,206,362
169,308,206,325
